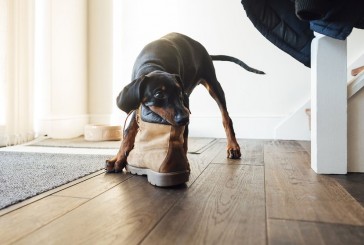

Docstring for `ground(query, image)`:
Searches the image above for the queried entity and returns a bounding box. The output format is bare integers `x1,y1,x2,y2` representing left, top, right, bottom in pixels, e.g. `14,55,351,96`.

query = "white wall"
36,0,88,138
348,29,364,67
35,0,364,140
116,0,311,139
88,0,114,124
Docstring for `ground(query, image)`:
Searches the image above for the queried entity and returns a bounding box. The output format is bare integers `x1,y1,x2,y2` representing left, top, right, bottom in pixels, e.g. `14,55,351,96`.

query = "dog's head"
117,71,190,126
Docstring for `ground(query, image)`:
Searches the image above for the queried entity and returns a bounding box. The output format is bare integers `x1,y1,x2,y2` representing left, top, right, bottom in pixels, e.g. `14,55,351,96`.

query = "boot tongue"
140,104,170,125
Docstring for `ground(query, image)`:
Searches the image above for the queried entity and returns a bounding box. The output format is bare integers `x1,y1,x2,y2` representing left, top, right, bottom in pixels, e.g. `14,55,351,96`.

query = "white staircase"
347,71,364,172
277,70,364,172
275,45,364,173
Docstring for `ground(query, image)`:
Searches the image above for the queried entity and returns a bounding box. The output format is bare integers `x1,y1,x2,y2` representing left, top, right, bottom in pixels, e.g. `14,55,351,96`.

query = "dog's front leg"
105,112,138,172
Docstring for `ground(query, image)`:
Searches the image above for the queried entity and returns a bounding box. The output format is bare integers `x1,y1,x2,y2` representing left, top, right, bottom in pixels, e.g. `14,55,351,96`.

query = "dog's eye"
154,91,166,99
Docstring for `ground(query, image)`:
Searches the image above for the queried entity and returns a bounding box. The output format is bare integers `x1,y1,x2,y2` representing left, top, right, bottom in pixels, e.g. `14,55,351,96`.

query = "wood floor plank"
10,138,223,244
186,140,223,186
53,171,131,199
266,140,307,153
0,170,105,217
13,177,186,245
265,140,364,225
0,171,131,245
327,173,364,207
0,196,87,245
142,164,266,245
211,139,264,165
298,140,311,155
295,141,364,207
4,138,364,245
187,137,216,154
268,219,364,245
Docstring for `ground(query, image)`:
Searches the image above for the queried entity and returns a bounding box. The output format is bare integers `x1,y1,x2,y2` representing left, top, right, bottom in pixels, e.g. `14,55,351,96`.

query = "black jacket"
241,0,364,67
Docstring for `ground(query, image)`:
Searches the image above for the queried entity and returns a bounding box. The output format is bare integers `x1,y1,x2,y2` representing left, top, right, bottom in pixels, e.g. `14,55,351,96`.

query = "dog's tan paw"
105,153,127,173
227,147,241,159
105,159,115,172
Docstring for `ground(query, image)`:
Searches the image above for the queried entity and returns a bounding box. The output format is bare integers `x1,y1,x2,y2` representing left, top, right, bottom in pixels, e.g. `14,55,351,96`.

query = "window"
0,0,35,146
0,0,8,127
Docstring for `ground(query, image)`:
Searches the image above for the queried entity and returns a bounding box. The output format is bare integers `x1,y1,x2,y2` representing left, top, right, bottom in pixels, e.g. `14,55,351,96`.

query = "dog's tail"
210,55,265,75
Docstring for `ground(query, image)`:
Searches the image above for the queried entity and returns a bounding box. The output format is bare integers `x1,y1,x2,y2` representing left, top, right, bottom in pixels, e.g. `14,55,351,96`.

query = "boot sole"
125,164,190,187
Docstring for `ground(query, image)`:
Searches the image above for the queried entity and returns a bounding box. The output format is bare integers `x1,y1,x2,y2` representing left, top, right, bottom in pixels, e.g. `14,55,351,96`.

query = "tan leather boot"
126,106,190,187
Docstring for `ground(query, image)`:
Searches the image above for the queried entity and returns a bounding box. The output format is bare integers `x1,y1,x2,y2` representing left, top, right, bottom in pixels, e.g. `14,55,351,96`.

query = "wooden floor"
1,139,364,244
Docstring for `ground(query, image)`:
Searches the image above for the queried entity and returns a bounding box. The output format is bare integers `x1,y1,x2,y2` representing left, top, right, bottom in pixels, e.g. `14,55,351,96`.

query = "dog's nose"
175,114,189,126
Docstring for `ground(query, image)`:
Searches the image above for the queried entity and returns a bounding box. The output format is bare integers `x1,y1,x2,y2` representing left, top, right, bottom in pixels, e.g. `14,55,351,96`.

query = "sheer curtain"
0,0,35,146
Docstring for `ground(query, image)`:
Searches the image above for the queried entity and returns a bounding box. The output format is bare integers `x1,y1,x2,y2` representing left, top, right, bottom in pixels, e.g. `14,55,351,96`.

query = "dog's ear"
173,74,183,87
173,74,190,109
116,76,147,113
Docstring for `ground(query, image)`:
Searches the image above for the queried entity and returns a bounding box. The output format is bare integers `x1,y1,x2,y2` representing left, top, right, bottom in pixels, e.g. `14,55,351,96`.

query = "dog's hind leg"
106,111,139,172
200,78,241,159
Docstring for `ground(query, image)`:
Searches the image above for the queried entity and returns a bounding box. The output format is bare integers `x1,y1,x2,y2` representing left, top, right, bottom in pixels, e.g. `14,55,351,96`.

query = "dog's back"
132,33,213,88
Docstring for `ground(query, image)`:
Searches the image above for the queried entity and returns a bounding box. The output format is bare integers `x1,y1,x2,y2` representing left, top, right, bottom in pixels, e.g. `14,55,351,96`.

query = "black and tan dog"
106,32,264,172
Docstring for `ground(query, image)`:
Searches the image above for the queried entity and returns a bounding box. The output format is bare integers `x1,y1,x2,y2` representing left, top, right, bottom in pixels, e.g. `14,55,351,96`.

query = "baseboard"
39,114,89,139
188,115,285,139
37,113,310,140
